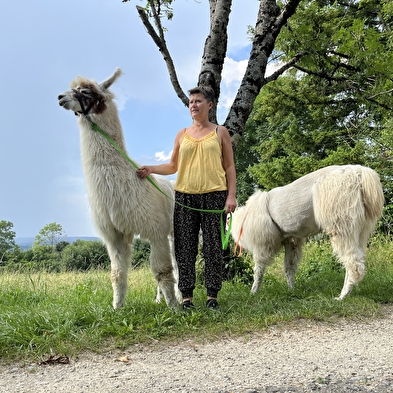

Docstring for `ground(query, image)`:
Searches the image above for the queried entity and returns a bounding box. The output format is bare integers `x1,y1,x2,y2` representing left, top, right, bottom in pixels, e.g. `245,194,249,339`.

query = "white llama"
231,165,384,300
58,68,181,309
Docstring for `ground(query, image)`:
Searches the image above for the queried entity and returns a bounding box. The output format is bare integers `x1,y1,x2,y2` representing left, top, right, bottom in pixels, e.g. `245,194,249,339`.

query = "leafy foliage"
60,240,110,271
234,0,393,232
0,220,17,259
33,222,66,249
1,221,155,272
131,238,151,268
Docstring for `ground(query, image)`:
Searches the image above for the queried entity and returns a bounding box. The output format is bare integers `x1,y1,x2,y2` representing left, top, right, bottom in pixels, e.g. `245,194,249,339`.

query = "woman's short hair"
188,86,215,104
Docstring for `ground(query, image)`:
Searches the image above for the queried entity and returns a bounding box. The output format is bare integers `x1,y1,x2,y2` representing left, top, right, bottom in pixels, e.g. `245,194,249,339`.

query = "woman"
137,86,236,310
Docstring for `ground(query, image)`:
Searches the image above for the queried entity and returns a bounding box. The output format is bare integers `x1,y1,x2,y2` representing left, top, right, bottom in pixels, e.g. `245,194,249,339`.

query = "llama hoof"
113,300,124,309
167,298,180,310
155,288,163,303
175,290,183,304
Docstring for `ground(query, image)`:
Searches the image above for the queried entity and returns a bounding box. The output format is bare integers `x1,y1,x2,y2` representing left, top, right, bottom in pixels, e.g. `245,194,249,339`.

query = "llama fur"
231,165,384,300
58,68,181,309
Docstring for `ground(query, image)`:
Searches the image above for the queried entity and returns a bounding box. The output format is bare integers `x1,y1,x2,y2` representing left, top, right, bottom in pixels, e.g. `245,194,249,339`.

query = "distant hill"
15,236,101,250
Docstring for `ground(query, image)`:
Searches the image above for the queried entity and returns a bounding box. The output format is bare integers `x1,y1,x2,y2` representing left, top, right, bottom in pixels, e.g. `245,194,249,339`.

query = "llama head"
58,68,123,116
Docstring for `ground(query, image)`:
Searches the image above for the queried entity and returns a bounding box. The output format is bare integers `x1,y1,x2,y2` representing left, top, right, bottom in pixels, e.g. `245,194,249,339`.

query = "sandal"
182,300,195,310
206,299,219,310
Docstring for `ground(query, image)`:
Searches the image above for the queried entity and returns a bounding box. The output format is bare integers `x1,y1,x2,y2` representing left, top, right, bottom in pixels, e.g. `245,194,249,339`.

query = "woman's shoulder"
216,124,230,139
175,127,187,138
174,127,187,146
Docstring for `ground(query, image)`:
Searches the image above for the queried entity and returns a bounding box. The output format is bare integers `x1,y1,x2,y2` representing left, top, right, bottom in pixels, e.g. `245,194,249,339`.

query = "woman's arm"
219,126,237,213
136,128,184,178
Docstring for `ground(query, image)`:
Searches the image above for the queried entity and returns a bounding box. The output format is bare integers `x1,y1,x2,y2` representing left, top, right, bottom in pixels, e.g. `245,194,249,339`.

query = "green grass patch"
1,236,392,363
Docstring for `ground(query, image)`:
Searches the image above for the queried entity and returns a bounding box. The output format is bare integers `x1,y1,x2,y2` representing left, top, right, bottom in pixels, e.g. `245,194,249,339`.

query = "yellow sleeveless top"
175,128,227,194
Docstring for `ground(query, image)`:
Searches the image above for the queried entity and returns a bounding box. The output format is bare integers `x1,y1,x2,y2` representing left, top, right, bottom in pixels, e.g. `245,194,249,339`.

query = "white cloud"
218,57,248,121
218,57,285,119
113,86,130,112
222,57,249,86
266,61,284,78
155,150,173,162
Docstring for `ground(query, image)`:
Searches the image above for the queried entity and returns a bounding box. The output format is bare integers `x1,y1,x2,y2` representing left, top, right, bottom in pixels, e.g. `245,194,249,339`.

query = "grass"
0,235,392,363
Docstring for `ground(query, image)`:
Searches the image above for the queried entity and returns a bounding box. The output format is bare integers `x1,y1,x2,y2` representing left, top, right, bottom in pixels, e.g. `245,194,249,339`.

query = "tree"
123,0,303,143
122,0,392,149
0,220,17,260
238,75,371,191
33,222,66,250
123,0,392,230
233,0,393,203
60,240,109,271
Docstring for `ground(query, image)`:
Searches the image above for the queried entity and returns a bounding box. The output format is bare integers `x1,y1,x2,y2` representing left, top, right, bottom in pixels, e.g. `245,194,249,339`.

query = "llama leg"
251,252,274,293
283,238,304,289
106,235,132,309
155,243,181,304
251,263,266,293
330,234,366,300
168,233,182,303
150,238,179,309
155,287,163,303
335,224,374,300
336,219,375,300
337,269,351,300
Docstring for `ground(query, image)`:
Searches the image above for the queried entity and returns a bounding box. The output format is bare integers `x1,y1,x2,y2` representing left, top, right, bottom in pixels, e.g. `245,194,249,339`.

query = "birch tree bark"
124,0,303,144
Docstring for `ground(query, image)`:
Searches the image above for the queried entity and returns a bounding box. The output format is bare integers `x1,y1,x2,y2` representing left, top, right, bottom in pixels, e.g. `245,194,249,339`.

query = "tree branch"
367,88,393,100
136,5,189,106
198,0,233,123
264,51,306,84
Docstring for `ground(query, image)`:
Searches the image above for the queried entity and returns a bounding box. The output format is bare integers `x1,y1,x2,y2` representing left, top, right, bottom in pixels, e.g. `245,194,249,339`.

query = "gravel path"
1,306,393,393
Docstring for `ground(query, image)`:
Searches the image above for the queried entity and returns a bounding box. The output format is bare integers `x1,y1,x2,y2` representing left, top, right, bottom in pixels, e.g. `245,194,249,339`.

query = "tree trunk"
132,0,303,145
198,0,232,123
224,0,302,142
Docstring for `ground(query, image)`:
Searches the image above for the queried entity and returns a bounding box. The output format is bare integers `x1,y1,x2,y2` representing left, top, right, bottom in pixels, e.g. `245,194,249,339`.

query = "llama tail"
360,166,385,222
314,165,384,237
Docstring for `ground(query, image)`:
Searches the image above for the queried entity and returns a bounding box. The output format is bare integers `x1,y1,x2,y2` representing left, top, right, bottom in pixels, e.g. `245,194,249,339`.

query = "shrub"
131,238,151,268
61,240,110,271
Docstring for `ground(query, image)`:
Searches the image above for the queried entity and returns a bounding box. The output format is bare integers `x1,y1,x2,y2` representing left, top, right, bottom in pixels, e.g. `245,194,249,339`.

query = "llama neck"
79,110,127,152
78,110,133,175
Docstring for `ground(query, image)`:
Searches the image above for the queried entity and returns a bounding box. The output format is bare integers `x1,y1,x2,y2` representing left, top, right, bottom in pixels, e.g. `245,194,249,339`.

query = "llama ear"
99,68,123,91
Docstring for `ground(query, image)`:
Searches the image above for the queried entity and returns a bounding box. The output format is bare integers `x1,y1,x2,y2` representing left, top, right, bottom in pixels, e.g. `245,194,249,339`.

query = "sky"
1,0,261,239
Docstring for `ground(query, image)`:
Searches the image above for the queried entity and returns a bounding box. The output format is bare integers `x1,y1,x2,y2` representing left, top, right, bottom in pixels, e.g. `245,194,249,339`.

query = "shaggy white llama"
231,165,384,300
58,68,181,309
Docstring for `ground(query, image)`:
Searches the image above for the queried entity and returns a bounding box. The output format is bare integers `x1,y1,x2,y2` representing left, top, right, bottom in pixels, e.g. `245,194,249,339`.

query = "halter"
72,89,99,115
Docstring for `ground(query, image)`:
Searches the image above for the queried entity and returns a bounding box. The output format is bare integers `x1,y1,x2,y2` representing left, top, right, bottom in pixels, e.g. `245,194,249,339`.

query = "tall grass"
1,236,392,363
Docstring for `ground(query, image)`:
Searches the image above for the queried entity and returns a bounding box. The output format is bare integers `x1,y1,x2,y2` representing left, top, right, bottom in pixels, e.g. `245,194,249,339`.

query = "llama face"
58,69,122,116
58,82,106,116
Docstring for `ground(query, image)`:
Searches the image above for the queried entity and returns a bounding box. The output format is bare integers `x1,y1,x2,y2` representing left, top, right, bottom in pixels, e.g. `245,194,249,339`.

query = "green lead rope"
90,122,232,250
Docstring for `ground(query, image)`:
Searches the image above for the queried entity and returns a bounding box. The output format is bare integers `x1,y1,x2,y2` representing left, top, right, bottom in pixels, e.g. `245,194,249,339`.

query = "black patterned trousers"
174,191,228,299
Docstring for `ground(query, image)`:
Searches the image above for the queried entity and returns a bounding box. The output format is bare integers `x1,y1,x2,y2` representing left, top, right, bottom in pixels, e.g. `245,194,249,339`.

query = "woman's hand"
225,195,237,214
136,166,151,179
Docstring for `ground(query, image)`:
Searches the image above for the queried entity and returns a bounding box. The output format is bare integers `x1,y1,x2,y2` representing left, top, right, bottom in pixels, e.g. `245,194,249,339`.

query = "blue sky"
1,0,260,238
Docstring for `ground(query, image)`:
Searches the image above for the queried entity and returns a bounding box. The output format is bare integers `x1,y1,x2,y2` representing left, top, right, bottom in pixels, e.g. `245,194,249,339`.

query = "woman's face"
189,93,212,119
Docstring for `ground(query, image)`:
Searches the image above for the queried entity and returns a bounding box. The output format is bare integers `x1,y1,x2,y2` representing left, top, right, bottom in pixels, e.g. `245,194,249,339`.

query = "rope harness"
233,212,247,257
72,89,98,116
